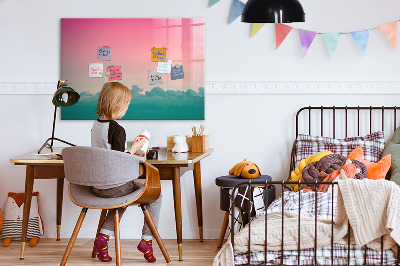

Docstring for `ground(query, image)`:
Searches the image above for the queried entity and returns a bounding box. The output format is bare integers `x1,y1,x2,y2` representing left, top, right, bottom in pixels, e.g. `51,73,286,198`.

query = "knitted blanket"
335,178,399,251
214,179,400,266
213,211,341,266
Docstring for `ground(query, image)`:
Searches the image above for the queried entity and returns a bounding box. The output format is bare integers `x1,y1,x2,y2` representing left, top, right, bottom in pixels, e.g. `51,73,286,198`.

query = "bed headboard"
290,106,400,179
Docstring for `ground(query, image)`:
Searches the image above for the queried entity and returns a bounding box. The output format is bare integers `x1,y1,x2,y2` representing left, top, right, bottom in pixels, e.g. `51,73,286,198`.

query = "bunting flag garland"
209,0,220,7
323,33,341,58
251,23,266,38
378,21,398,50
229,0,245,24
275,23,293,49
351,29,370,55
207,3,400,57
298,30,317,58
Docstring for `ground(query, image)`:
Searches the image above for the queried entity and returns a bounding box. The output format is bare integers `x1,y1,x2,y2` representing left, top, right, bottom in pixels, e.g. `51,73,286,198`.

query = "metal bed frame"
230,106,400,266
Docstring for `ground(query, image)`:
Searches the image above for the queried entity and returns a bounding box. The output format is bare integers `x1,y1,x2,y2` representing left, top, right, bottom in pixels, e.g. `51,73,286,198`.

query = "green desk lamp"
38,80,80,154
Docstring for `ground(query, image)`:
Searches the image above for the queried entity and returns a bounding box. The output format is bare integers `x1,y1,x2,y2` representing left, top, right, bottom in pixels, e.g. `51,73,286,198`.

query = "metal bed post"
331,182,334,265
247,180,252,264
298,180,301,266
345,106,348,138
264,180,268,266
332,106,336,138
281,181,285,266
314,180,318,266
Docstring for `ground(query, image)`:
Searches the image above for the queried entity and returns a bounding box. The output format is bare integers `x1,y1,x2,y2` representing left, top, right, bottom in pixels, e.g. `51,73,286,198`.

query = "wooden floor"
0,239,221,265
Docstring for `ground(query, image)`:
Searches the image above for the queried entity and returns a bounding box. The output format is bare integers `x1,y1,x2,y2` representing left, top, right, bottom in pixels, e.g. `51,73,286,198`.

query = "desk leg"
56,178,64,241
193,161,203,242
172,167,183,261
20,165,35,259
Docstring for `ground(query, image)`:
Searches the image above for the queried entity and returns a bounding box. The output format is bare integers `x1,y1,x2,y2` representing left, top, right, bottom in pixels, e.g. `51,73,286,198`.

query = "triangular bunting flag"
323,33,341,58
351,29,370,55
378,21,397,50
298,29,317,58
251,23,266,38
209,0,220,7
229,0,245,24
275,23,293,49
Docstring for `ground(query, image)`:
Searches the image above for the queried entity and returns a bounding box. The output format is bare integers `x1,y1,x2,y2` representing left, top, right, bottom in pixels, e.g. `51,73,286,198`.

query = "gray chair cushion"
62,146,145,188
69,180,145,208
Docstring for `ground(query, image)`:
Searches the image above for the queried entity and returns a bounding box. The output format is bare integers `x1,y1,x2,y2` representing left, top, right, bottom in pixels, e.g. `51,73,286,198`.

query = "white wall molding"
0,83,56,94
206,81,400,94
1,81,400,95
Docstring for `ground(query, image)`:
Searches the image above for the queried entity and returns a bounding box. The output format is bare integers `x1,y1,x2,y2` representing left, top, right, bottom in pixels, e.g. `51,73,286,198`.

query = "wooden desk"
10,147,213,261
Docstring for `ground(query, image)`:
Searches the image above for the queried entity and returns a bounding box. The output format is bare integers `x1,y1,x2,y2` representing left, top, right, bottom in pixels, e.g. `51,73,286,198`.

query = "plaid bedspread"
234,191,397,265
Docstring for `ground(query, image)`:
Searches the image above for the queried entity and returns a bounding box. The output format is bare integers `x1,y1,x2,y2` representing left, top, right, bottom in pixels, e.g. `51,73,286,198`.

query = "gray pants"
92,180,162,240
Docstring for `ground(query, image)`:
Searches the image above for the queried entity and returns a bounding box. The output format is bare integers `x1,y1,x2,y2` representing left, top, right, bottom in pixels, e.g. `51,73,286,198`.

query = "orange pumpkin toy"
229,159,261,179
347,146,391,180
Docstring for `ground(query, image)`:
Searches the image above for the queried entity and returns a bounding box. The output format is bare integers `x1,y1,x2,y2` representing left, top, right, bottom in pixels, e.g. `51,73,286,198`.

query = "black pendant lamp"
242,0,305,23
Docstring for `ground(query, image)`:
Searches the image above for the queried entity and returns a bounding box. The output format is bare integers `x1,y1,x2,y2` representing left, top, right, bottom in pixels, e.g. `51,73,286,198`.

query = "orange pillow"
347,146,391,180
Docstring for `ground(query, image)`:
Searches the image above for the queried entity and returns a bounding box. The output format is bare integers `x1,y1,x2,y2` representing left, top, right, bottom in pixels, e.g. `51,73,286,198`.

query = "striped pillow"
294,131,385,167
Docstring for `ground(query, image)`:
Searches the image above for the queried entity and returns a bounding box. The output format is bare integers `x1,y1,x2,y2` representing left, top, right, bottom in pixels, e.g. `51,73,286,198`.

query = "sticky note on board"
89,63,103,77
98,47,111,60
151,48,167,62
171,65,184,80
148,71,163,85
107,65,122,81
157,60,172,73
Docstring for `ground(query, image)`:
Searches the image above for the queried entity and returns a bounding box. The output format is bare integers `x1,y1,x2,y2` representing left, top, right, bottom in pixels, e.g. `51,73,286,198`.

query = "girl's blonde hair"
95,82,133,120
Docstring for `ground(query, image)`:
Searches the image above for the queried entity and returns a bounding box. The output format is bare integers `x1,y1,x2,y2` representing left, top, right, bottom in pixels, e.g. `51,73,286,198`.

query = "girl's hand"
129,137,147,155
134,148,149,157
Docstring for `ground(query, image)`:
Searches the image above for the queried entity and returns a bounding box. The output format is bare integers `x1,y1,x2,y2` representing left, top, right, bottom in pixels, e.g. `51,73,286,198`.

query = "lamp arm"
50,105,57,148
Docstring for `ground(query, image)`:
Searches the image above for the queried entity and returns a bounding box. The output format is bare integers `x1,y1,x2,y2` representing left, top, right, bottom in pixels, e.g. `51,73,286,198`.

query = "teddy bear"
229,159,261,179
172,135,189,153
1,192,44,247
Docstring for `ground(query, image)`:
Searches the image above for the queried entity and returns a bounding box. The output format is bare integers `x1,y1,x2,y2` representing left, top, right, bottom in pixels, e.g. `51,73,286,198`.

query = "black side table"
215,175,275,248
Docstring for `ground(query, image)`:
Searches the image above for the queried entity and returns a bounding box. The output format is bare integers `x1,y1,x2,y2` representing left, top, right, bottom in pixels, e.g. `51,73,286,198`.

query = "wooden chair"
60,146,171,265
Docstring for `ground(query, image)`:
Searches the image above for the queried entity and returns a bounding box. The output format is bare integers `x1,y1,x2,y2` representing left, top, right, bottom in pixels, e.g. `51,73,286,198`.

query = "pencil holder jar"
191,135,209,152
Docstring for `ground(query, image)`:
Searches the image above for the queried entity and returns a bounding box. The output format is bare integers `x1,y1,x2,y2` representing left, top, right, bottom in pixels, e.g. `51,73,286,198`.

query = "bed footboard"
230,180,400,266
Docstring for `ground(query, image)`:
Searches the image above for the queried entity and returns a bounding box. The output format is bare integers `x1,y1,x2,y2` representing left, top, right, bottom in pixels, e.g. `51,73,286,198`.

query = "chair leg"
91,209,108,258
141,205,171,263
60,208,88,266
114,209,121,266
217,211,230,248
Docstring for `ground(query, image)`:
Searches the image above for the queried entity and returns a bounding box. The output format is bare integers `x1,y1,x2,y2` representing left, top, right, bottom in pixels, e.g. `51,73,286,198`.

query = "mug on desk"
146,150,158,160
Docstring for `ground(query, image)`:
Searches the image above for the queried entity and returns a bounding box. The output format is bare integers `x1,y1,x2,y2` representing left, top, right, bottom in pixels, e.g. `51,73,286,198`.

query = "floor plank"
0,239,221,265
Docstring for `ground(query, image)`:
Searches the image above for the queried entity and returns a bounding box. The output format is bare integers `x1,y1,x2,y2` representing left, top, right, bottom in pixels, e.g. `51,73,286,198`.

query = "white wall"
1,0,400,240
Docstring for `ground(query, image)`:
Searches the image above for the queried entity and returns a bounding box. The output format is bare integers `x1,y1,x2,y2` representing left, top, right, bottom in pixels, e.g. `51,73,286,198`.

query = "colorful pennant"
209,0,220,7
251,23,266,38
275,24,293,49
229,0,245,24
298,30,317,58
351,29,370,55
323,33,341,58
379,21,398,50
208,1,400,58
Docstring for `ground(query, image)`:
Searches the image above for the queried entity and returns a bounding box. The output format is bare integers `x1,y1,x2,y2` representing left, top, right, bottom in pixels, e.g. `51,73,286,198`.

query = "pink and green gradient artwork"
61,18,205,120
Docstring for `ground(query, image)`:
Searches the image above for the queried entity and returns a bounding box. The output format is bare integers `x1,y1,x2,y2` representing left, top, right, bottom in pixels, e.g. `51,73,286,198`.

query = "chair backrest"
62,146,145,187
